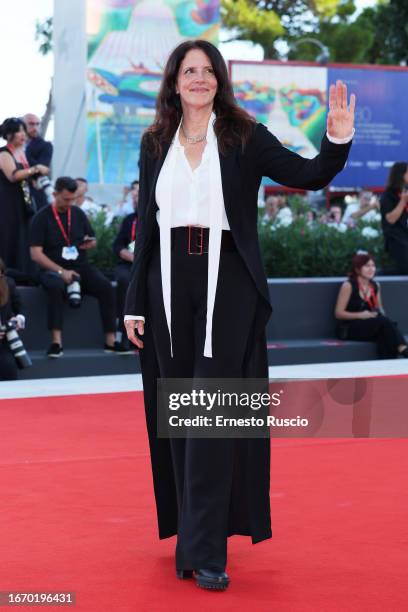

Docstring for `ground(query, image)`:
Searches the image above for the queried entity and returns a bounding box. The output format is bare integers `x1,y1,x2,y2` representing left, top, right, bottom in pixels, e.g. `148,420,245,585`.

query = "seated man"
29,176,119,357
112,181,139,352
74,178,102,218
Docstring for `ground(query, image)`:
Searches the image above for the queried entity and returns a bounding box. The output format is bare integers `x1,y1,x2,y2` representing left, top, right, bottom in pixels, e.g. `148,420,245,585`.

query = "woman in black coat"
124,40,355,590
0,258,26,380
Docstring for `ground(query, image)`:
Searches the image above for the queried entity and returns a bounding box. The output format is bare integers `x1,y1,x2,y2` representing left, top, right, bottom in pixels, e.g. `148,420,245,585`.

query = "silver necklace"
181,123,206,144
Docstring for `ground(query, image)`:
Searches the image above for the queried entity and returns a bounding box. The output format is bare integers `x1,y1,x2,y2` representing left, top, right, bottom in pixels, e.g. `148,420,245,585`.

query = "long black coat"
125,123,352,543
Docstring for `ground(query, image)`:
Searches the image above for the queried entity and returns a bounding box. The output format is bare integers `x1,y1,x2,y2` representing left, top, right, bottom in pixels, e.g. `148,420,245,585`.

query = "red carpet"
0,391,407,611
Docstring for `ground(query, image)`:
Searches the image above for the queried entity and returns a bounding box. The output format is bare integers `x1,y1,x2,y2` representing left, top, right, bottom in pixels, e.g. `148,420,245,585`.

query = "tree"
287,10,376,64
221,0,357,59
221,0,283,58
35,17,53,137
365,0,408,65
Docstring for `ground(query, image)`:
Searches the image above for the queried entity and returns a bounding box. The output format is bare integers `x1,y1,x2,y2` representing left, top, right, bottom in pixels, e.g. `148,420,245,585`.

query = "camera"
0,321,32,369
66,274,81,308
32,175,54,205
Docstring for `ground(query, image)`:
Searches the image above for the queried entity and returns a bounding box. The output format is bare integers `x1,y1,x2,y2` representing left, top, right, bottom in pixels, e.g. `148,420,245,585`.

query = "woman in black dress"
335,251,408,358
0,117,49,279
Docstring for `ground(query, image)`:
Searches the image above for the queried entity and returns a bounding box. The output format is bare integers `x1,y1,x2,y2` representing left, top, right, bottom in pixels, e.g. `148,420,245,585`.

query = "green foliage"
88,210,390,279
222,0,408,66
35,17,53,56
365,0,408,65
221,0,284,58
258,217,391,277
221,0,359,58
87,212,121,275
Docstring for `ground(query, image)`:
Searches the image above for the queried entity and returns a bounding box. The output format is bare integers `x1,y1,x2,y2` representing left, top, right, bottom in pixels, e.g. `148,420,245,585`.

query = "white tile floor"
1,360,408,399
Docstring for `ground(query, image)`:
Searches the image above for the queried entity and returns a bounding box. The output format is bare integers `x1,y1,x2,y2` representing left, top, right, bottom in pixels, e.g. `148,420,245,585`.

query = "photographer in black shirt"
112,181,138,352
380,162,408,274
29,176,117,357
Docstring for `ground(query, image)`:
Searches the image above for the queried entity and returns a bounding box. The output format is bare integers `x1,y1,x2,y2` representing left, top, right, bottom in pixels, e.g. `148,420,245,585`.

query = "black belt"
170,226,237,254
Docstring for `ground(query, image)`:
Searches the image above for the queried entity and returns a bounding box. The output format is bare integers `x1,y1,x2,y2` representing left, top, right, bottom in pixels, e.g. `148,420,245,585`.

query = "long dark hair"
348,252,375,280
0,258,9,307
145,40,255,157
386,161,408,192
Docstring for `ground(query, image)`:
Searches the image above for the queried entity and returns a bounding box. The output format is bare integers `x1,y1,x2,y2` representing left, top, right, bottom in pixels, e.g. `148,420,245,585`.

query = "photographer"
0,258,26,380
23,114,53,210
112,181,138,352
380,162,408,274
0,117,48,281
335,251,408,359
29,176,118,357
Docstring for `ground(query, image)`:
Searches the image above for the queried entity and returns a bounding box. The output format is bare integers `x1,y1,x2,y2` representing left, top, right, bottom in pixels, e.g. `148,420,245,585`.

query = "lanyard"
52,205,71,246
131,218,137,242
7,144,29,170
358,279,378,310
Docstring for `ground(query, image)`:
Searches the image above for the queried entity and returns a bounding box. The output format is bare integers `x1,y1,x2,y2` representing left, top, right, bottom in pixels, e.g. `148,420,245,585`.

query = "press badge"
62,246,79,260
128,241,135,253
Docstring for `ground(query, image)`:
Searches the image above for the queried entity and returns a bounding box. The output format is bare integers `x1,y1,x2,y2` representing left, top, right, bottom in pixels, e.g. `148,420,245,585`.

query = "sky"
0,0,377,136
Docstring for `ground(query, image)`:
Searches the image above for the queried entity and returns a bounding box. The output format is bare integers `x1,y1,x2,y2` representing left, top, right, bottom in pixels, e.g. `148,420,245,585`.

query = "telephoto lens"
66,274,81,308
33,175,54,205
3,321,32,369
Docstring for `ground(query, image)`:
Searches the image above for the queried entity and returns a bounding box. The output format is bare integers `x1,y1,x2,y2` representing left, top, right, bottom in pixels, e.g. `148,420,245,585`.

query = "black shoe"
47,343,63,358
104,341,135,354
114,341,136,355
193,568,230,590
176,569,193,580
399,348,408,358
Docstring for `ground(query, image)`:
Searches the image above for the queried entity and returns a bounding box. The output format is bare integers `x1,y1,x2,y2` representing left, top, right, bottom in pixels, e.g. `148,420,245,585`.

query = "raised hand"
327,80,356,140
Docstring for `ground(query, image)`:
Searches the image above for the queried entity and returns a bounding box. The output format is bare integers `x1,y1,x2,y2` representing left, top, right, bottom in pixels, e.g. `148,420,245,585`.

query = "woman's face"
10,125,27,147
176,49,218,112
358,259,376,280
403,168,408,184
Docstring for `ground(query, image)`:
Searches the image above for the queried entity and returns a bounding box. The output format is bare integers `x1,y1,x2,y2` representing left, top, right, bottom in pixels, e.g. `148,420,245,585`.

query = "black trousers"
0,340,18,381
39,264,116,333
387,238,408,274
114,262,132,336
146,229,258,571
342,314,406,358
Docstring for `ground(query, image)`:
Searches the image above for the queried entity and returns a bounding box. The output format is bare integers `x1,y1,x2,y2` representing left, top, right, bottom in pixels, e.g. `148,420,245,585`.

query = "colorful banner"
231,61,408,189
86,0,220,184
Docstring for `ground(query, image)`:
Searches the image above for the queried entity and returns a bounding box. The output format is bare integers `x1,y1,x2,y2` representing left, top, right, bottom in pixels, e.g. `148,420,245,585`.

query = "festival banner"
86,0,220,184
231,60,408,189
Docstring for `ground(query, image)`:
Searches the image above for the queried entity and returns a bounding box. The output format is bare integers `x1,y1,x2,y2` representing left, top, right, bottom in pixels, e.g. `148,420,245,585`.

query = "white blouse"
155,117,230,230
